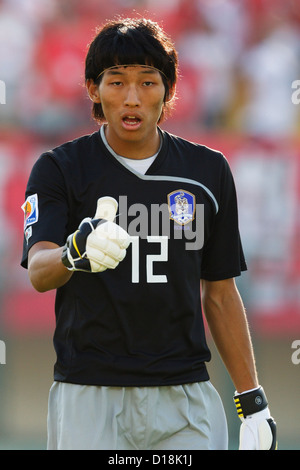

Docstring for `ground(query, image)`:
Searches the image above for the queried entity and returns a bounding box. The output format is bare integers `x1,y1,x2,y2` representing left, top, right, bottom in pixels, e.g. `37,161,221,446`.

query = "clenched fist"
61,197,131,273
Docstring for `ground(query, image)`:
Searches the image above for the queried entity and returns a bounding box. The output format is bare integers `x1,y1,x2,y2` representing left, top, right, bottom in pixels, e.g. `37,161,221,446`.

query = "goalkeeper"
21,17,276,450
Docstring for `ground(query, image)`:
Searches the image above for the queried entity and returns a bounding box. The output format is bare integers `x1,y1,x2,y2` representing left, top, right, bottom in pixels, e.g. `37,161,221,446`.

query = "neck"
104,125,161,159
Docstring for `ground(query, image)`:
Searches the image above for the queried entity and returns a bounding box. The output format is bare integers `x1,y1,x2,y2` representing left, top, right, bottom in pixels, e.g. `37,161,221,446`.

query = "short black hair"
85,17,178,123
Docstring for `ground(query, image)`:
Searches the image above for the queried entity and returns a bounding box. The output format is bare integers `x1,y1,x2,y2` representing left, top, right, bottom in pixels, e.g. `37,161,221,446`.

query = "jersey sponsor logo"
167,190,195,226
21,193,39,229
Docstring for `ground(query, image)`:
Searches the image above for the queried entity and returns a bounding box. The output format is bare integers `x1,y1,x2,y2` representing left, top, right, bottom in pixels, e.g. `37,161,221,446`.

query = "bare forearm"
202,278,258,393
28,242,73,292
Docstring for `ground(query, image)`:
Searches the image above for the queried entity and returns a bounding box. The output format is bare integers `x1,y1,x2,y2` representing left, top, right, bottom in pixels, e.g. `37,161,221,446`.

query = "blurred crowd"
1,0,300,136
0,0,300,335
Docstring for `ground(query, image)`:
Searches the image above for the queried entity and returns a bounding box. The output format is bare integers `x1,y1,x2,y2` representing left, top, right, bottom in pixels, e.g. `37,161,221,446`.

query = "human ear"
165,84,176,103
86,79,101,103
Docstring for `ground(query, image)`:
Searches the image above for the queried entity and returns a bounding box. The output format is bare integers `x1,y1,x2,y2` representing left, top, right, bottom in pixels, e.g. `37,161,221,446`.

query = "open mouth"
122,116,142,126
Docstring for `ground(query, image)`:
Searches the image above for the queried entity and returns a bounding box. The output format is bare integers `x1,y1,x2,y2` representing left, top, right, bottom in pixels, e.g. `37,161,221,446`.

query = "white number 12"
131,236,168,283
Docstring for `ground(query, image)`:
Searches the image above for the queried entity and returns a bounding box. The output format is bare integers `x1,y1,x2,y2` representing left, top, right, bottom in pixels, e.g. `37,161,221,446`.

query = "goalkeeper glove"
61,196,131,273
234,386,277,450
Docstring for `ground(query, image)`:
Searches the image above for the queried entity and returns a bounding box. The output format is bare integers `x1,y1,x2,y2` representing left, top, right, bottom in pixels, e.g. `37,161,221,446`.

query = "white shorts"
47,381,228,450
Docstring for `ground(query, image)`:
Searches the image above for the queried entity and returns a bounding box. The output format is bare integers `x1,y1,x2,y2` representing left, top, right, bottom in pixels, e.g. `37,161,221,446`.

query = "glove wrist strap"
61,243,73,270
234,386,268,419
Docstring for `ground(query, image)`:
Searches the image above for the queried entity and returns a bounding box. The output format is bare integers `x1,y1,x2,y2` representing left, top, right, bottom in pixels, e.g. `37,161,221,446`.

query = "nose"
124,85,141,107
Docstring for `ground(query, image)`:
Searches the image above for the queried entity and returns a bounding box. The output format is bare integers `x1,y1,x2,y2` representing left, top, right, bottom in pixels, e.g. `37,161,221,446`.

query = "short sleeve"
201,156,247,281
21,153,69,269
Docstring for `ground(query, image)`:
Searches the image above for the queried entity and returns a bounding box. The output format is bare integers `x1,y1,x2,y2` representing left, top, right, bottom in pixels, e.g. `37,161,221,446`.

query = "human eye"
142,81,154,87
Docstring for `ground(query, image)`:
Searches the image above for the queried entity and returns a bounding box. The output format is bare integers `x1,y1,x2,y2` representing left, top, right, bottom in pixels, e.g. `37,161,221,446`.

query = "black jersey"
21,127,246,386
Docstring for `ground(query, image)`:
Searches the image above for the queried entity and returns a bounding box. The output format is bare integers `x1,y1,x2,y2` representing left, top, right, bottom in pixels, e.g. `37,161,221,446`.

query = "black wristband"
233,386,268,419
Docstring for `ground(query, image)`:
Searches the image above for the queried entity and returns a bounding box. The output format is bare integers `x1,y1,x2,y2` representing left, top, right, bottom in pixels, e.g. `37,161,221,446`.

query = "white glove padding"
61,196,131,273
86,218,130,272
239,408,277,450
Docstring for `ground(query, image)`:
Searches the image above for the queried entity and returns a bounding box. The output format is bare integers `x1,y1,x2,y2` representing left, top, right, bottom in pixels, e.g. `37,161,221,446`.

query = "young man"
21,18,276,450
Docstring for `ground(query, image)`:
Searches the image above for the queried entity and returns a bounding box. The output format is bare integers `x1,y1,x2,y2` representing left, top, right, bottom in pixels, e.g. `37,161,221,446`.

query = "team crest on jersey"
21,193,39,229
168,190,195,225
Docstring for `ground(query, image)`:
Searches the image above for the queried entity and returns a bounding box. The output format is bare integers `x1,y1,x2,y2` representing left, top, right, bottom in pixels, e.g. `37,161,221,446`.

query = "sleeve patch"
21,193,39,229
24,226,32,244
